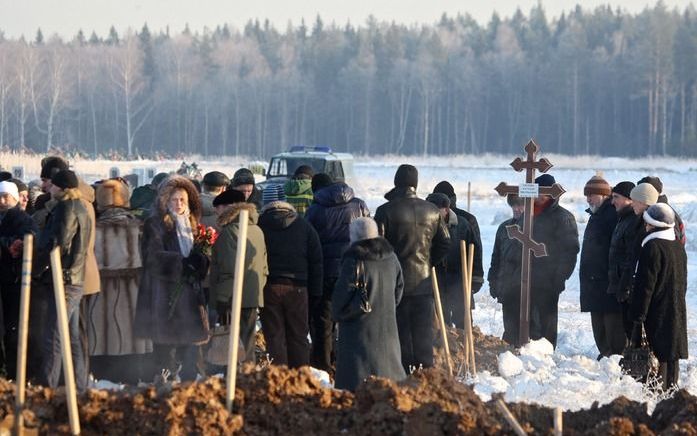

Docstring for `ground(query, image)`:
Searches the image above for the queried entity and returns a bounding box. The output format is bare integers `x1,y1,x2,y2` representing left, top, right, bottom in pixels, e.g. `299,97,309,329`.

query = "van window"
325,161,344,181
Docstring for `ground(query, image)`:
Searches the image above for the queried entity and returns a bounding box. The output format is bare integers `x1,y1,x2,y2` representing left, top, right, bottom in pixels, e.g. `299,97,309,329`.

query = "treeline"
1,2,697,158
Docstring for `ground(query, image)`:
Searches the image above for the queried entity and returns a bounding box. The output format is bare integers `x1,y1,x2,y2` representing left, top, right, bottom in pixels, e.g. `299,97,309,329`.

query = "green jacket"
210,203,268,308
283,179,313,217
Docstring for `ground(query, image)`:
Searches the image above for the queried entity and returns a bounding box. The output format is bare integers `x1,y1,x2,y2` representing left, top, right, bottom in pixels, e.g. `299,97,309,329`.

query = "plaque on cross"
494,139,566,345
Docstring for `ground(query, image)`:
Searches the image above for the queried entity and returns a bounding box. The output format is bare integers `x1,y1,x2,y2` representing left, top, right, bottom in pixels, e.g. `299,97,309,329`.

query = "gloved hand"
615,287,630,303
183,251,208,279
630,322,643,348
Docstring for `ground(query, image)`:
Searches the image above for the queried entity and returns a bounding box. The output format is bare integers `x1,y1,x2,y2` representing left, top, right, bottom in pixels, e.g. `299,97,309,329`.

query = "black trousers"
239,307,257,363
590,311,626,357
309,277,336,372
396,294,434,371
259,281,309,368
658,360,679,391
1,283,20,379
501,291,559,348
152,343,199,381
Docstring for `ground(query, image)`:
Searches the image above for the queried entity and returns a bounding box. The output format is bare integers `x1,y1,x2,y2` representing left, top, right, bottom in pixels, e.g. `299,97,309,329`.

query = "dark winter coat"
199,192,218,229
580,198,620,313
608,205,642,297
0,206,37,287
134,176,210,345
374,187,450,296
494,199,579,304
35,189,93,288
630,231,688,361
332,237,406,391
258,201,323,297
451,204,484,290
306,182,370,279
434,209,475,294
487,217,522,304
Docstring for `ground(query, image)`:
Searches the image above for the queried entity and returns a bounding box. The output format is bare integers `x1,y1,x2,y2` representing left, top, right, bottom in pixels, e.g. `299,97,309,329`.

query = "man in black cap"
230,168,262,211
375,164,450,371
521,173,579,348
200,171,230,229
34,169,92,392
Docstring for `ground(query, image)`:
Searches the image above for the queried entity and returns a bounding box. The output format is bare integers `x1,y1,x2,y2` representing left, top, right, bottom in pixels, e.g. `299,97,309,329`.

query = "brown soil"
2,330,696,435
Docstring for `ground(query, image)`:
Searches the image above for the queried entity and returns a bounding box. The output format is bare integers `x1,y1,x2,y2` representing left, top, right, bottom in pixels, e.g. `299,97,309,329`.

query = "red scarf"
534,198,553,216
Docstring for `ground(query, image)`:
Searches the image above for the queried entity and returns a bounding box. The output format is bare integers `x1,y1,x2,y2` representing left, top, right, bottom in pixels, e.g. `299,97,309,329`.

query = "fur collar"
260,200,296,214
344,237,394,261
217,202,258,227
641,228,675,247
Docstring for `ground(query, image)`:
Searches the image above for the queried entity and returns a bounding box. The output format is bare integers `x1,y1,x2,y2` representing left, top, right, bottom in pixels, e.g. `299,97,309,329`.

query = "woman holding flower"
134,175,211,381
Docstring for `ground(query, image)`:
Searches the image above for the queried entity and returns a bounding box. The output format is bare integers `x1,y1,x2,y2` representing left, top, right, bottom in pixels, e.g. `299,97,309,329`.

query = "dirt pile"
1,367,697,435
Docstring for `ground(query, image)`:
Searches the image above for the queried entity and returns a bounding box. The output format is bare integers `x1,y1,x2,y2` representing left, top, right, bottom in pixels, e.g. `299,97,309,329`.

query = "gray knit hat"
350,217,379,243
630,183,659,206
643,203,675,228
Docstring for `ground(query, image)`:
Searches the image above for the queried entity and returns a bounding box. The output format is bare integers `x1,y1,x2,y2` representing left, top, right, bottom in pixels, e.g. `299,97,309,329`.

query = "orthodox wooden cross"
494,139,565,345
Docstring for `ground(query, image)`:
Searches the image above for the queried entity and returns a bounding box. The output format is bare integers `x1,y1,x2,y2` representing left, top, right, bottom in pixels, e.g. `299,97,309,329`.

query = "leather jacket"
375,186,450,296
35,193,93,287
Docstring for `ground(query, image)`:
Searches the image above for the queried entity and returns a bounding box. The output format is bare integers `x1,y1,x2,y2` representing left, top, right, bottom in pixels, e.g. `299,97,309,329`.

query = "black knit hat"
426,192,450,209
394,164,418,188
51,170,79,189
231,168,255,187
202,171,230,188
40,156,69,179
535,174,555,187
612,181,635,199
433,181,455,198
294,165,315,179
637,176,663,194
0,171,12,182
213,189,245,206
311,173,333,192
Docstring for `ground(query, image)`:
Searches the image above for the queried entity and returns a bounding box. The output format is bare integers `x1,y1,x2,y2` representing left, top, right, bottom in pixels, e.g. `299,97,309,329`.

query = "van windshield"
267,157,326,178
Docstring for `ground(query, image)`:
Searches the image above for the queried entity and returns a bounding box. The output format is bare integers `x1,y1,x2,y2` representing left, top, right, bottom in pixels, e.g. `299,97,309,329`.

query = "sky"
0,0,694,39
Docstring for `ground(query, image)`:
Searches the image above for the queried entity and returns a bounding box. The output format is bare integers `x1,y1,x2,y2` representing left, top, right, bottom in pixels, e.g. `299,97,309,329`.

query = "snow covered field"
6,151,697,411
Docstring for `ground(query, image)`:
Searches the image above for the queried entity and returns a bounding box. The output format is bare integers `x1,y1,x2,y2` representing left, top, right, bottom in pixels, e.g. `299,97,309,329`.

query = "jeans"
40,285,87,393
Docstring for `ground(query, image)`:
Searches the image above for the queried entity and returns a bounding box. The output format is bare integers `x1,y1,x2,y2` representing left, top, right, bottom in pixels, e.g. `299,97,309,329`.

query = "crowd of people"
0,157,688,393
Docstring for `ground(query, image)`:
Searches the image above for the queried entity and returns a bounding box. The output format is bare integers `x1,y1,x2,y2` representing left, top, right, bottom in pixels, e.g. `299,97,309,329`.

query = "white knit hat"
0,181,19,201
350,217,379,243
643,203,675,228
630,183,659,206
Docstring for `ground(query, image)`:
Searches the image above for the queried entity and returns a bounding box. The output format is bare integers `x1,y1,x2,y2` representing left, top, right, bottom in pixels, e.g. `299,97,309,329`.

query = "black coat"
374,187,450,297
0,207,37,287
608,205,642,297
434,209,476,293
630,232,688,361
579,198,619,313
258,202,323,297
306,183,370,279
451,204,484,289
488,217,522,304
35,193,93,287
332,237,406,391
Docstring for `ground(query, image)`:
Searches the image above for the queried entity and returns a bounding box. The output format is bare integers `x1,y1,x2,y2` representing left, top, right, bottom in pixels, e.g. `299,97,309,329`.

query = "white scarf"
641,228,675,247
171,208,194,256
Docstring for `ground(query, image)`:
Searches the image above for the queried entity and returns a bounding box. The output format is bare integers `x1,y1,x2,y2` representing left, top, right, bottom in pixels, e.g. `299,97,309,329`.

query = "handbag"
336,260,372,321
205,313,246,366
620,324,659,383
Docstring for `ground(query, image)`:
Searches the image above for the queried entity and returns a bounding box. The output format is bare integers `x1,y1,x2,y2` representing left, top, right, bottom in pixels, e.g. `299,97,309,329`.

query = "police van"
258,146,355,191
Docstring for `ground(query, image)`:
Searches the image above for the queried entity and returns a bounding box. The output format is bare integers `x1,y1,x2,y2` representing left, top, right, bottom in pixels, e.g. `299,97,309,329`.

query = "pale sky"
0,0,694,39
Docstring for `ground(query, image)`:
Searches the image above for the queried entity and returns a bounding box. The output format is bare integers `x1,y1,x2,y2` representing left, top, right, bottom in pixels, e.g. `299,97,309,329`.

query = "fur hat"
96,178,131,211
643,203,675,228
51,170,79,189
157,175,202,220
294,165,315,180
584,174,611,196
213,189,245,207
630,183,659,206
0,181,19,201
262,184,287,205
426,192,450,209
637,176,663,194
535,174,555,187
311,173,333,192
231,168,255,187
350,217,379,243
612,181,635,199
394,164,418,188
40,156,69,179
